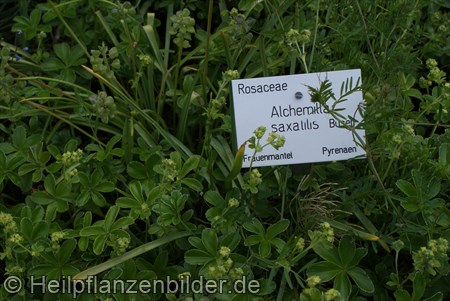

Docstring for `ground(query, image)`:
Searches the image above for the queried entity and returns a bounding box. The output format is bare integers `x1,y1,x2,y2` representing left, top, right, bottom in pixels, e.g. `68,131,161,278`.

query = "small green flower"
219,246,231,258
295,237,305,251
249,168,262,186
223,69,240,81
138,54,153,66
285,29,311,46
114,237,130,254
267,132,286,150
324,288,340,301
413,238,448,276
8,233,23,244
51,231,66,243
89,91,117,123
253,126,266,139
161,158,178,182
320,222,334,243
306,275,321,287
0,212,15,227
228,198,240,208
59,149,83,165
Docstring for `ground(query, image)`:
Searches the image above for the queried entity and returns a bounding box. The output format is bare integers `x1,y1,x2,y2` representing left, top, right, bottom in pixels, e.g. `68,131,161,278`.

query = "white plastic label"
231,69,365,168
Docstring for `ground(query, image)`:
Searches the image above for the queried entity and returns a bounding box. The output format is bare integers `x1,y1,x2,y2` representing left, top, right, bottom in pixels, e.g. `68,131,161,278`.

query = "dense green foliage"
0,0,449,300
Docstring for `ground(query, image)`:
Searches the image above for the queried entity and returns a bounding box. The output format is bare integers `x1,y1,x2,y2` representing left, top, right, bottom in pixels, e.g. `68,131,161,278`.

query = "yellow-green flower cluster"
205,246,244,281
295,237,305,252
114,237,130,254
223,69,240,82
285,29,311,47
51,231,66,249
205,97,226,120
89,91,117,124
253,126,266,140
267,132,286,150
228,198,240,208
51,231,66,243
0,211,17,233
138,54,153,66
59,149,83,165
306,275,321,287
413,238,448,276
219,246,231,257
420,58,447,88
0,212,19,260
320,222,334,243
8,233,23,245
324,288,341,301
161,158,178,182
248,169,262,186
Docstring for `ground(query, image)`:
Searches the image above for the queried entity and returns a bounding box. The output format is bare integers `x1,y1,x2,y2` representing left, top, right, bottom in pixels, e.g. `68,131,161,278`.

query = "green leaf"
259,241,271,258
412,272,425,301
188,237,204,251
338,236,356,267
31,191,55,205
313,244,341,266
349,248,368,267
401,198,419,212
243,218,265,235
127,161,147,179
111,217,134,230
80,225,105,236
179,155,200,178
58,239,77,265
116,197,140,208
395,289,412,301
30,9,41,27
41,57,65,71
104,206,120,230
271,238,286,252
73,232,190,280
201,228,218,256
20,218,33,242
28,264,56,277
184,249,214,265
221,232,241,251
93,234,107,255
181,177,203,191
334,272,352,301
266,219,289,239
246,235,262,246
396,179,416,197
129,181,145,203
308,261,341,282
12,126,27,150
31,221,49,240
347,267,374,293
96,181,115,192
204,190,225,207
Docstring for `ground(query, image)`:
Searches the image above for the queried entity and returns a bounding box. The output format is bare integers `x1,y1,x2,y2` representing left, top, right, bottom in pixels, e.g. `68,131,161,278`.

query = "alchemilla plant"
0,0,449,300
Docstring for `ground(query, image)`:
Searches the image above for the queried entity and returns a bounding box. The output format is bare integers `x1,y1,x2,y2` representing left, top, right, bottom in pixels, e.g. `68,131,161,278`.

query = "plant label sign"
231,69,365,168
